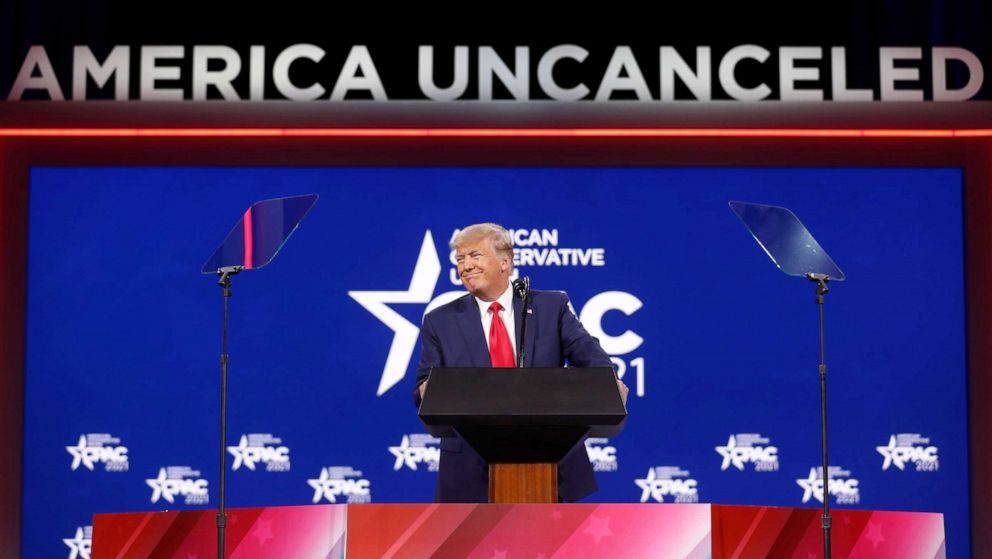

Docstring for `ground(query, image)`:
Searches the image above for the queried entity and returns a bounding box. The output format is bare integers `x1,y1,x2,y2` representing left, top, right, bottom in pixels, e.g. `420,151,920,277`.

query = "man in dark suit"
413,222,627,503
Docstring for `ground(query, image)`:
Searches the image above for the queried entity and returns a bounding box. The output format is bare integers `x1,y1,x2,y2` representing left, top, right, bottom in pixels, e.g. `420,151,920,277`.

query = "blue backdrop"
23,167,969,557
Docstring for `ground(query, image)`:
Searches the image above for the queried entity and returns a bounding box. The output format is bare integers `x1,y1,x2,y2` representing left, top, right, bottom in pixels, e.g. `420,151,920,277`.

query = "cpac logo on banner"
350,229,645,397
796,466,860,505
308,466,372,503
228,433,291,472
585,437,618,472
634,466,699,503
146,466,209,505
715,433,779,472
877,433,939,472
389,433,440,472
63,525,91,559
66,433,128,472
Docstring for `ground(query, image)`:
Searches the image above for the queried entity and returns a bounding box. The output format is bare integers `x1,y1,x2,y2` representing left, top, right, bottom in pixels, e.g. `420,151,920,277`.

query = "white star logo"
307,468,337,503
63,527,91,559
715,435,747,471
348,230,441,396
634,468,666,503
389,435,415,470
349,230,458,396
66,436,94,471
796,467,824,504
876,435,903,470
228,435,255,471
146,468,172,503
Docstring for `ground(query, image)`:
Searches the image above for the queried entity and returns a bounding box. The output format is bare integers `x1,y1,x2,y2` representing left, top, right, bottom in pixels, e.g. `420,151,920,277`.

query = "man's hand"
617,378,629,406
419,381,428,399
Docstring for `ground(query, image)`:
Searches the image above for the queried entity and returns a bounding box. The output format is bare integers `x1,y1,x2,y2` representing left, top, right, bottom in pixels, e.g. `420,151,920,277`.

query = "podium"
417,367,627,503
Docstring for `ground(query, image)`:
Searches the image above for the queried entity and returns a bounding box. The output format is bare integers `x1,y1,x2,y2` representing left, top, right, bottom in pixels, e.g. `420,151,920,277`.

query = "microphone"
513,276,530,368
512,276,530,299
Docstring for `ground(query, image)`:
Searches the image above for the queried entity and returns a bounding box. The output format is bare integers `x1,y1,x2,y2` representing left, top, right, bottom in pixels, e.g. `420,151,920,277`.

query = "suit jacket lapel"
456,296,490,367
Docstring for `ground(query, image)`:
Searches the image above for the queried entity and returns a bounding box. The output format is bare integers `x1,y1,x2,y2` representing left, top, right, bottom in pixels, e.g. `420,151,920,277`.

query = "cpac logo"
715,434,778,472
63,526,92,559
585,438,618,472
350,230,644,396
146,467,209,505
66,434,128,472
308,467,372,503
389,434,440,472
634,467,699,503
227,434,291,472
877,434,939,472
796,467,860,504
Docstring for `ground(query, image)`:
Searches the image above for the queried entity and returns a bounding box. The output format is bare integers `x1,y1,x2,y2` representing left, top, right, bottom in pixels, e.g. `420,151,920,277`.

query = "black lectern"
418,367,627,503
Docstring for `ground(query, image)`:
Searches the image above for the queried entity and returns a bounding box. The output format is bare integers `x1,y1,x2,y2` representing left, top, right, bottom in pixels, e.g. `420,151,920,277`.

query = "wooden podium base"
488,463,558,503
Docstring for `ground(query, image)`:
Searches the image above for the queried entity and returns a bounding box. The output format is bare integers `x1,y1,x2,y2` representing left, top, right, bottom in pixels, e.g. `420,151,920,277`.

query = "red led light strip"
0,128,990,138
242,207,254,270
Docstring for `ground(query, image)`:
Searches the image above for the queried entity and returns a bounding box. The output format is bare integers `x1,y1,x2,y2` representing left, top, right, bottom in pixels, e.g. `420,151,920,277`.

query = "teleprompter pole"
216,265,241,559
807,272,832,559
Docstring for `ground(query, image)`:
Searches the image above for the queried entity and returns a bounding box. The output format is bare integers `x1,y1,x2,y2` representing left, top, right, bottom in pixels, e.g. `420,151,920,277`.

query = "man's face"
455,237,510,302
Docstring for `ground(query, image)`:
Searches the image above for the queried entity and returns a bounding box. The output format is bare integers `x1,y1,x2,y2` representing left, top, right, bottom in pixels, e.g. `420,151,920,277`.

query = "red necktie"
488,302,515,368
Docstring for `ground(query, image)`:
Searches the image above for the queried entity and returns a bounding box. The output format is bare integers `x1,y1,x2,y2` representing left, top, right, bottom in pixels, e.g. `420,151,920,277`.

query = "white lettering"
192,46,241,100
586,446,617,462
719,45,771,101
330,45,387,101
595,46,652,101
932,47,984,101
660,46,711,101
140,46,184,100
830,47,873,101
419,46,469,101
11,44,986,104
273,44,326,101
880,47,924,101
479,46,529,100
72,45,129,100
509,228,558,246
249,46,265,100
779,47,823,101
537,44,590,101
511,247,605,266
8,45,64,100
579,291,644,355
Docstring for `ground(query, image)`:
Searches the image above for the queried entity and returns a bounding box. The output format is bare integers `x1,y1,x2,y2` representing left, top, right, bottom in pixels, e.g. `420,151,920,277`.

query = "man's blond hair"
450,223,514,271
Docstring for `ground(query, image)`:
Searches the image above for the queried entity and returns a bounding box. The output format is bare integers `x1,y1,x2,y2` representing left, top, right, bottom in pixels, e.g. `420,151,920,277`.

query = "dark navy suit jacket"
414,288,613,503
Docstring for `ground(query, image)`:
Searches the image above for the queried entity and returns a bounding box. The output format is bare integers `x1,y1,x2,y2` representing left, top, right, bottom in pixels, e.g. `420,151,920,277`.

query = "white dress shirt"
474,283,517,358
